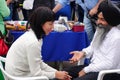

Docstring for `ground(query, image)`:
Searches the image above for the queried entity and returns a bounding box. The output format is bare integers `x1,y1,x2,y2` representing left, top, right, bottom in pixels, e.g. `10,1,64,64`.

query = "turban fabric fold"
98,0,120,26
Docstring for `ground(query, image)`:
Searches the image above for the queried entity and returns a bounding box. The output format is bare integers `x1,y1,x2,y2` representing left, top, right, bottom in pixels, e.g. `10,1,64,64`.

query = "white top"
23,0,34,10
5,29,57,79
82,26,120,73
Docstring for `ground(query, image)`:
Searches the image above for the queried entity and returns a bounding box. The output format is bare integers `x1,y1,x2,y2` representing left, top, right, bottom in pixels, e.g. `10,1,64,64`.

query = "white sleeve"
82,28,100,58
26,41,57,79
82,45,93,58
83,39,120,73
23,0,34,10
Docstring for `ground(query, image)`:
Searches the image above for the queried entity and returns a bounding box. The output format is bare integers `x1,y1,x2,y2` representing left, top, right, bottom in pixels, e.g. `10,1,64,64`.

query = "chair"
78,58,120,80
97,69,120,80
0,56,49,80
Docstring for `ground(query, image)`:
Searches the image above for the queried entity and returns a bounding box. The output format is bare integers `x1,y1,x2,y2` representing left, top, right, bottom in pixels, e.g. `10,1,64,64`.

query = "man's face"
96,12,109,27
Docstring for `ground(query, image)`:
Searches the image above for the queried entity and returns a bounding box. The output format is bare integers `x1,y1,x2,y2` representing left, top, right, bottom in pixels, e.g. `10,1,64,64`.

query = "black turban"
98,0,120,26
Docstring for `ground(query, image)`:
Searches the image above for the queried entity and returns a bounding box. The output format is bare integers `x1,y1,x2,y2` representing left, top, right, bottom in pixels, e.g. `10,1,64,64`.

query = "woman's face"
42,21,54,35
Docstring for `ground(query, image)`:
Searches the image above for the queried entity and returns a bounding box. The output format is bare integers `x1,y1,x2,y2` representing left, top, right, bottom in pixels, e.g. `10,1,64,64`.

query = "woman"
5,7,71,80
0,0,10,36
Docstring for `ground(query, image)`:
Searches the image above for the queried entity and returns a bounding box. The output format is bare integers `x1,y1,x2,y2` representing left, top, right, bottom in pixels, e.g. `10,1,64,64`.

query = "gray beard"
92,24,111,49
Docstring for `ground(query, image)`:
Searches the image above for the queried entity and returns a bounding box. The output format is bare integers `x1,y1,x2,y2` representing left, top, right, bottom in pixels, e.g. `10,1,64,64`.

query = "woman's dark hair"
27,7,55,40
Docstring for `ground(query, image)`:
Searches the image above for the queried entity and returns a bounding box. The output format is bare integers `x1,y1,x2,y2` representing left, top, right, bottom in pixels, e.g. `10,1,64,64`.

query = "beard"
92,24,112,49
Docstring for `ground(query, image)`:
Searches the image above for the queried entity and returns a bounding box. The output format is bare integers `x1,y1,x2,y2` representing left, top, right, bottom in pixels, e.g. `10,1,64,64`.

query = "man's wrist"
81,51,86,57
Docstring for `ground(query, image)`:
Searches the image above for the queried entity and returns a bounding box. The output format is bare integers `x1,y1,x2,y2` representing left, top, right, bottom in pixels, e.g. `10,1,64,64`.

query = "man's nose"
96,19,101,25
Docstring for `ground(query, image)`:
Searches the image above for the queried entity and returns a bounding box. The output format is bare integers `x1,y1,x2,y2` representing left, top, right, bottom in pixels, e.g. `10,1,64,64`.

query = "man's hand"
89,0,103,16
89,7,98,16
78,70,86,77
69,51,85,63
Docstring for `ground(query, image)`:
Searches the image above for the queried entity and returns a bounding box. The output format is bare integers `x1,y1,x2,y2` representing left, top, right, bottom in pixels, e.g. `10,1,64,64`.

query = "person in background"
18,0,28,20
53,0,103,42
70,0,76,20
0,0,10,36
5,7,71,80
5,0,20,21
6,0,12,5
23,0,55,20
53,0,84,22
33,0,55,10
63,0,120,80
74,0,84,22
54,0,72,20
5,0,13,21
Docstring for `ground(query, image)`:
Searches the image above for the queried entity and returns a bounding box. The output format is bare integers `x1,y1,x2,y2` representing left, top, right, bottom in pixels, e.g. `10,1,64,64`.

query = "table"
10,30,24,41
42,30,90,62
10,30,90,62
5,21,27,30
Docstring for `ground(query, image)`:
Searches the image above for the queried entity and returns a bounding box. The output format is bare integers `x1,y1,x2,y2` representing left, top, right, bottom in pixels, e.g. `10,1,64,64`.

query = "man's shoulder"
111,27,120,38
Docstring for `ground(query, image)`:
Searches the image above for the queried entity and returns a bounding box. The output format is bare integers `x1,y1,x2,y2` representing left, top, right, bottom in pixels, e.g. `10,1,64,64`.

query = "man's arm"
89,0,103,16
52,0,69,13
53,3,63,13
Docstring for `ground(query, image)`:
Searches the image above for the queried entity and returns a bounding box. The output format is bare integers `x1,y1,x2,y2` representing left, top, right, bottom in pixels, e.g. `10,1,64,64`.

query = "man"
65,0,120,80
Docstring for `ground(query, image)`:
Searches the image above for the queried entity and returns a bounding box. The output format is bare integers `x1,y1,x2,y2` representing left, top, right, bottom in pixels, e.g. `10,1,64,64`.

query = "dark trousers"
64,65,98,80
76,4,84,22
21,8,28,20
64,65,120,80
12,3,19,20
70,1,76,20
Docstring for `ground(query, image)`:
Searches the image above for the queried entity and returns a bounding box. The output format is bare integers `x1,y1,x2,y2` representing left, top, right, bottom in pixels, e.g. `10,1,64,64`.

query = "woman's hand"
69,51,85,63
55,71,72,80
